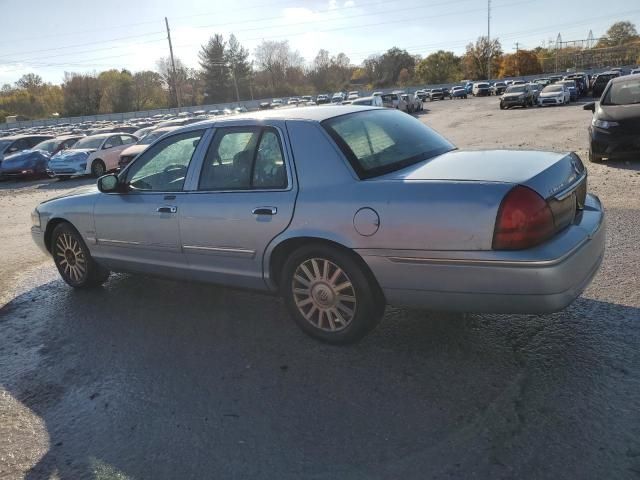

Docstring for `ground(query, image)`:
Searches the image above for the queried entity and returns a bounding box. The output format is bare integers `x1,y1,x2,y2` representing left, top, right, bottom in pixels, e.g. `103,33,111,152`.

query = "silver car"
31,106,605,344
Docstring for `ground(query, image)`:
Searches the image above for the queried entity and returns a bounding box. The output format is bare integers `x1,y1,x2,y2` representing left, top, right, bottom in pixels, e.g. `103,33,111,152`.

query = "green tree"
199,34,229,103
61,73,102,116
415,50,462,84
462,37,503,80
132,71,166,110
226,34,252,101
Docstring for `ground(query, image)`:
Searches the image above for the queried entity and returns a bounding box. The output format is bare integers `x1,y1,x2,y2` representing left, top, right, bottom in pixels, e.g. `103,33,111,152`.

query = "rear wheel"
281,244,385,344
91,159,106,178
51,223,110,288
588,149,602,163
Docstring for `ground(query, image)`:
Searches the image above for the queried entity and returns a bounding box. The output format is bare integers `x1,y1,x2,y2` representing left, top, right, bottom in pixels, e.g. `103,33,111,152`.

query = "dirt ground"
0,97,639,479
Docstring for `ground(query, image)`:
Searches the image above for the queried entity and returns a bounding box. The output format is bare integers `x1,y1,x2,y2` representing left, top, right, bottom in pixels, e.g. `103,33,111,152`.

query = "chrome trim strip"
97,238,140,245
183,245,255,255
553,171,587,201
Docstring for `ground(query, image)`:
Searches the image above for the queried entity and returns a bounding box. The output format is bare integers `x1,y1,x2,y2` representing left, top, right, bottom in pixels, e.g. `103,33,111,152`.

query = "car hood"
2,149,49,162
503,92,524,98
40,184,98,205
120,144,147,157
379,149,584,199
50,148,96,161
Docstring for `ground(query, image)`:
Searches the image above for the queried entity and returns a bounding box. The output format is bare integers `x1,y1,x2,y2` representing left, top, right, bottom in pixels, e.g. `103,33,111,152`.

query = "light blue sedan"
31,106,605,344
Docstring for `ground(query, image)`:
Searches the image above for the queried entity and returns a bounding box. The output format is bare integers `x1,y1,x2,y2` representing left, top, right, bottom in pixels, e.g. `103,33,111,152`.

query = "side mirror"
97,173,120,193
583,102,596,112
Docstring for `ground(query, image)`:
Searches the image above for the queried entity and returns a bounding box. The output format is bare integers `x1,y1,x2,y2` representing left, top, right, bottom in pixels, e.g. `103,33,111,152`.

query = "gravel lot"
1,96,639,480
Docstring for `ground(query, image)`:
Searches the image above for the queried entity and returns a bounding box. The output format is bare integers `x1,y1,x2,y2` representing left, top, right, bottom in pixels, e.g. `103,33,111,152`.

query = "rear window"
322,109,454,179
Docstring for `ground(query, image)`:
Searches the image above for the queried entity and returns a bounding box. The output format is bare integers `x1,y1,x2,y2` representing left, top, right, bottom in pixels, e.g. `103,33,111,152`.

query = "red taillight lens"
492,185,554,250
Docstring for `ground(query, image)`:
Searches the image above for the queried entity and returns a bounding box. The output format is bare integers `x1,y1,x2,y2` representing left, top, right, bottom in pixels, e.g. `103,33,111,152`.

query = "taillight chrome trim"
553,170,587,202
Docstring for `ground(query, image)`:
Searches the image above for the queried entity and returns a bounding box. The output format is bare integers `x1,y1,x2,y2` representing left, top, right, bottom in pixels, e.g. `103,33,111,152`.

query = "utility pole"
165,17,181,109
487,0,491,81
555,33,562,74
515,42,520,76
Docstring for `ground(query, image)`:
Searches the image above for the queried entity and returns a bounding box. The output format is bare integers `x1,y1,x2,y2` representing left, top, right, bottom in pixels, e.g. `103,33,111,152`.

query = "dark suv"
591,71,621,98
499,84,535,109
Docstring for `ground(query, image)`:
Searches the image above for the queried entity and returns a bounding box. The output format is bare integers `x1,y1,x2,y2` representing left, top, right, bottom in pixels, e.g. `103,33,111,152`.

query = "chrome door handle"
252,206,277,215
157,205,177,214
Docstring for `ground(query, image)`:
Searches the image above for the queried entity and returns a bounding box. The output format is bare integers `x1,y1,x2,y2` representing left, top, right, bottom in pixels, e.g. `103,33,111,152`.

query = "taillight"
492,185,554,250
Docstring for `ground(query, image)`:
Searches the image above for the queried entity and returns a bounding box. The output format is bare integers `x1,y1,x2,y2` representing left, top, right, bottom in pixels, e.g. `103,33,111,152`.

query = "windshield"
477,83,489,88
32,139,58,153
543,85,563,93
322,109,454,179
595,75,614,85
506,85,526,93
73,136,105,149
601,78,640,105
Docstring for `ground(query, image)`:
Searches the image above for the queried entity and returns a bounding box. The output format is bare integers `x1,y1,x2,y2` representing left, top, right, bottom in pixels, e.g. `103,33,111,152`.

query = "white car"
472,82,491,96
47,133,138,178
538,84,570,106
347,91,359,100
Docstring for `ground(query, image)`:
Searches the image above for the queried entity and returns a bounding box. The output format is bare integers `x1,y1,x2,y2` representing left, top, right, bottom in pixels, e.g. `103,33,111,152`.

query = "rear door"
179,122,297,289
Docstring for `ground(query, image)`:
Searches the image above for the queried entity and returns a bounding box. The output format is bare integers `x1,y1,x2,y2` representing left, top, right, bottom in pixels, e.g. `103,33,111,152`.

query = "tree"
498,50,542,77
415,50,461,84
254,40,304,96
132,71,166,110
597,21,638,47
15,73,43,91
157,56,190,107
373,47,415,86
199,34,229,103
61,73,102,116
226,34,252,101
97,69,134,113
462,37,503,80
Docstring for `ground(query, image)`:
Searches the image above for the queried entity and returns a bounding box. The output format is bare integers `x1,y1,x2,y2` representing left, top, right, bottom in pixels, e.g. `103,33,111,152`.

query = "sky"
0,0,639,85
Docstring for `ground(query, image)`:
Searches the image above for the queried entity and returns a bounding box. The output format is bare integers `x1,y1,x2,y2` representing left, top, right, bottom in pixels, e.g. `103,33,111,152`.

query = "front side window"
198,127,287,191
74,136,105,150
120,135,136,145
323,109,454,178
125,130,204,192
104,136,122,149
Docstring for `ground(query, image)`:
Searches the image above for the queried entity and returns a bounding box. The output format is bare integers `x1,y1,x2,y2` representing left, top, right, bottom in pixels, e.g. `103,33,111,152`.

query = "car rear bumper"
358,194,605,314
589,127,640,159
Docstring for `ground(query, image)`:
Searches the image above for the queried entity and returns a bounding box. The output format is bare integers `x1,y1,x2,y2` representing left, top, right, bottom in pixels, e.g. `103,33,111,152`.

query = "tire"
51,222,110,288
588,149,601,163
91,159,106,178
500,103,505,110
281,244,385,344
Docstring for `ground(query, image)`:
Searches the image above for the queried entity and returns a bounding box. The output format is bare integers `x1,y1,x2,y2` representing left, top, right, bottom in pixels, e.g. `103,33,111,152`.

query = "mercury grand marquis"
31,106,605,344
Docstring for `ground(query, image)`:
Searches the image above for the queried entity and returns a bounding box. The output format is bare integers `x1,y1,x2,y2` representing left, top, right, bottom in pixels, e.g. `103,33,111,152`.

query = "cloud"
344,0,356,7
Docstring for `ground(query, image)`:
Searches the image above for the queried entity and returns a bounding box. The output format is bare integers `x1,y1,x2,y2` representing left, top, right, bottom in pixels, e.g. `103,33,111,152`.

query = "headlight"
592,119,619,129
31,209,41,228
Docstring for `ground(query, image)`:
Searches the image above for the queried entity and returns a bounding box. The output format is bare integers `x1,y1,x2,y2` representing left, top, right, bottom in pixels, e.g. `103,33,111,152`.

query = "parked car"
288,98,301,105
415,90,428,101
0,134,54,165
118,127,179,169
402,93,423,112
583,73,640,162
47,133,138,178
380,92,408,111
558,80,578,101
548,75,563,84
527,83,543,103
316,94,330,104
301,95,314,103
538,84,570,106
331,93,345,104
472,82,491,96
259,102,272,110
351,96,383,107
564,74,588,97
133,126,156,139
270,99,284,108
347,91,359,100
0,135,81,178
31,106,605,344
451,86,468,99
372,91,383,97
631,68,640,75
591,71,621,98
499,84,535,109
534,78,551,87
429,88,447,100
491,82,507,95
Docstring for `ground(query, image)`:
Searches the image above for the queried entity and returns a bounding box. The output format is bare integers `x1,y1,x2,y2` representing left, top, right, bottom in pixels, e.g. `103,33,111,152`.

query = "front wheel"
281,244,385,344
52,223,110,288
91,159,106,177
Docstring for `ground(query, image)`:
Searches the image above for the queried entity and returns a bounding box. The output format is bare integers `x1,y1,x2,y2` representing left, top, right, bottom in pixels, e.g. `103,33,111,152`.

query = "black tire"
51,222,110,288
588,149,601,163
91,159,106,178
281,244,385,344
500,103,505,110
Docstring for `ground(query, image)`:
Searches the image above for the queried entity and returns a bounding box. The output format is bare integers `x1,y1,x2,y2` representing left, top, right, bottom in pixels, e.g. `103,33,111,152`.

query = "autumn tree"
597,21,638,47
462,37,503,80
415,50,462,84
498,50,542,77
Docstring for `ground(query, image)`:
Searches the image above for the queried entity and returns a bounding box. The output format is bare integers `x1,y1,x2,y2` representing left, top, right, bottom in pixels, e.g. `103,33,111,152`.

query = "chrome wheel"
55,232,87,282
291,258,357,332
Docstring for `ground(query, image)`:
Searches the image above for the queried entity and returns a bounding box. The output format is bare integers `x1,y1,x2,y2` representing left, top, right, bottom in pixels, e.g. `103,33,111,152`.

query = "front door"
92,129,207,278
179,125,296,289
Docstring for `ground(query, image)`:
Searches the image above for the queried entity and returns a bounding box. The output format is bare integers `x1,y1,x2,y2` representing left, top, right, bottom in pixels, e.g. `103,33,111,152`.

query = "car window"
323,109,454,178
104,136,122,149
199,127,261,190
601,78,640,105
12,139,29,150
63,138,79,149
120,135,136,145
253,130,287,189
125,130,203,192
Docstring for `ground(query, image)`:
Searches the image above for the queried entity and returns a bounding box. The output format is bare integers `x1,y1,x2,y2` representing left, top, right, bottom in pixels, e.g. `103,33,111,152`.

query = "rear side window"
322,109,454,179
199,127,287,191
120,135,136,145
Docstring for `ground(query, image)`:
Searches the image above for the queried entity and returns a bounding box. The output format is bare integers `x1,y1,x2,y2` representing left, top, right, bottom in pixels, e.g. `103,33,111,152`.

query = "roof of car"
609,72,640,84
192,105,378,125
1,134,54,140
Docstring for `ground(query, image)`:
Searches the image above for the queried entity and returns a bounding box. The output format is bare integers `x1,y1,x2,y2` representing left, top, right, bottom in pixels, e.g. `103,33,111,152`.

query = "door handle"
157,205,177,214
252,206,277,216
